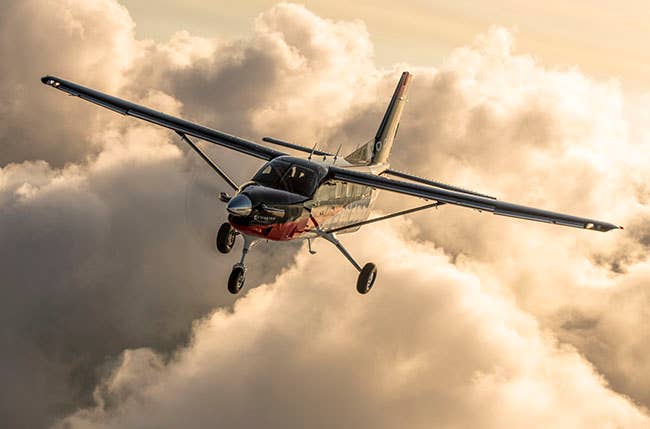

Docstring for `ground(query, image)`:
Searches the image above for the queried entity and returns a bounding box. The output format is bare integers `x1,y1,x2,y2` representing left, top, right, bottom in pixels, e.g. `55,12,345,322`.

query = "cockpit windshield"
252,159,320,197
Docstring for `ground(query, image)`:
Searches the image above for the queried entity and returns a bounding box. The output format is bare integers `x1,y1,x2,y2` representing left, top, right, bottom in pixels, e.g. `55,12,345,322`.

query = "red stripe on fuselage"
232,217,311,241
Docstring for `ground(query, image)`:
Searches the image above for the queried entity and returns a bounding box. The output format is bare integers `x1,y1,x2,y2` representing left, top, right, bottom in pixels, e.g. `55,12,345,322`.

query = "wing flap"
383,168,497,200
41,75,284,160
330,166,621,232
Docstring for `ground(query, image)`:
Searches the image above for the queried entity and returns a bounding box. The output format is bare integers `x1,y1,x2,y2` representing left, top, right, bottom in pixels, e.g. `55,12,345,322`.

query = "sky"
121,0,650,91
1,1,650,428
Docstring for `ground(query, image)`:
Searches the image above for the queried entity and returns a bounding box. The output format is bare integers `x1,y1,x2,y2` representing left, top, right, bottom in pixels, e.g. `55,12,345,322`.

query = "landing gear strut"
227,234,258,294
320,233,377,294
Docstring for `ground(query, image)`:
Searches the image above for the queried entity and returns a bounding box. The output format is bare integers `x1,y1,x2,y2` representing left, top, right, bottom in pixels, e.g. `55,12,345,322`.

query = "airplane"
41,72,622,295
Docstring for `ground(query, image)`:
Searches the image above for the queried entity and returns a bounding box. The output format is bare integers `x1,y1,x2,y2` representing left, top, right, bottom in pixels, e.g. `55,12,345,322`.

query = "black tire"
216,222,237,254
356,263,377,294
228,265,246,294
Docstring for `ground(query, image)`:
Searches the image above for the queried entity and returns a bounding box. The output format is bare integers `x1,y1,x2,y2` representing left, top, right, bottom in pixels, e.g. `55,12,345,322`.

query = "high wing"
329,166,621,232
41,76,285,161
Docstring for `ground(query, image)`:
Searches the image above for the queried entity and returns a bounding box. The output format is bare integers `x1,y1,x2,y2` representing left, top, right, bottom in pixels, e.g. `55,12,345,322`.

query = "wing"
41,76,285,161
329,166,621,232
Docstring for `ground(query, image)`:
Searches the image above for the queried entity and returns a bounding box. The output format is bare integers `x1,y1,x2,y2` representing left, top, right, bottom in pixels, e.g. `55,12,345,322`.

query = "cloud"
323,29,650,413
57,222,649,428
0,0,139,165
338,29,650,413
0,2,379,426
0,125,300,427
1,0,650,427
124,2,377,146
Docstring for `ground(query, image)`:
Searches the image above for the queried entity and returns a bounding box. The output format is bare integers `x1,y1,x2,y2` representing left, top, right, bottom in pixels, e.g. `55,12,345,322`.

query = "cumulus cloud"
0,125,300,427
57,222,649,429
324,28,650,412
123,2,378,146
360,29,650,409
0,0,139,165
1,0,650,428
0,1,380,426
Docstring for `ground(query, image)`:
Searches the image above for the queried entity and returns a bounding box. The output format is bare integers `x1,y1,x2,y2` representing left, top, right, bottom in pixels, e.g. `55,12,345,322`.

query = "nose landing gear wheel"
216,222,237,254
228,265,246,294
356,263,377,294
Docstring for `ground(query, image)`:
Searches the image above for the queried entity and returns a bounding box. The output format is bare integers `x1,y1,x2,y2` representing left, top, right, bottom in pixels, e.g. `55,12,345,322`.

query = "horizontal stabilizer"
262,137,333,157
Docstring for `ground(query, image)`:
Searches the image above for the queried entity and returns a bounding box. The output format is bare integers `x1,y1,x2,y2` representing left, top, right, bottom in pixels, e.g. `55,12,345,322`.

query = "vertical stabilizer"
371,71,411,165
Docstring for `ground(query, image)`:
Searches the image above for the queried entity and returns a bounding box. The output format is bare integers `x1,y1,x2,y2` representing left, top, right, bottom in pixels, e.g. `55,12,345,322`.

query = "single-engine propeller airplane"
42,72,622,295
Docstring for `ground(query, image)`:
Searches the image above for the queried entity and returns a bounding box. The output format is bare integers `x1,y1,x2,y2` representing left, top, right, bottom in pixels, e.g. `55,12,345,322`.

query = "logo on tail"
344,71,412,166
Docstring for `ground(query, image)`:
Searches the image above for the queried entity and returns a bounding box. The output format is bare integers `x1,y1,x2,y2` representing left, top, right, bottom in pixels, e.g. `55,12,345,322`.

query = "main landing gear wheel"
228,265,246,294
216,222,237,254
356,262,377,294
226,235,256,295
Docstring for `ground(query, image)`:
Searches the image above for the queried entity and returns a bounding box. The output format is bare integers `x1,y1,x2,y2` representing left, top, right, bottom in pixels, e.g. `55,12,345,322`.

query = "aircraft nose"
227,194,252,217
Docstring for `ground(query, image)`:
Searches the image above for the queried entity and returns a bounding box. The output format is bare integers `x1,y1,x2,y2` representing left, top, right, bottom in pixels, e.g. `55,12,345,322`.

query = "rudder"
371,71,411,165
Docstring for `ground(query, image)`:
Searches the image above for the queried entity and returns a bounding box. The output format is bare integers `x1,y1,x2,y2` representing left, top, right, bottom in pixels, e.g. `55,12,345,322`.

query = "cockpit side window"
288,166,318,196
253,162,286,189
253,160,319,197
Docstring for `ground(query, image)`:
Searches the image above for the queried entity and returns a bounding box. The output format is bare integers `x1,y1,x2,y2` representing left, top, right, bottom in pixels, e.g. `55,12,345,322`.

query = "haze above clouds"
1,1,649,428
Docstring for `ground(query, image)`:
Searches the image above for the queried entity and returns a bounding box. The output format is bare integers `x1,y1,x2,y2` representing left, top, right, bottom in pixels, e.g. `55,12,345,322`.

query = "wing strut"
323,201,445,234
177,132,238,191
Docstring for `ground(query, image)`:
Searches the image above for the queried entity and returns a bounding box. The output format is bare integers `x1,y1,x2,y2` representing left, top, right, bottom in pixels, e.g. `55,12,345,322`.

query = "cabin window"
314,181,336,202
336,182,345,199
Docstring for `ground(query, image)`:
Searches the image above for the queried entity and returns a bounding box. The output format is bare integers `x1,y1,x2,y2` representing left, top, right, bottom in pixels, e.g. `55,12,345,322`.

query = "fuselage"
227,156,383,241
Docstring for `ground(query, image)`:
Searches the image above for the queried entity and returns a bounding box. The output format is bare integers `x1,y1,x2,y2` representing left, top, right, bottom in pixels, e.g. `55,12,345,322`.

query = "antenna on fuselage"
333,144,342,164
308,142,318,160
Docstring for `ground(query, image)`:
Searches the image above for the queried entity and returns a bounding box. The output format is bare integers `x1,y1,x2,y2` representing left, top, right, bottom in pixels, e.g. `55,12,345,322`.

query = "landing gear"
226,234,258,295
221,228,376,295
357,263,377,294
320,232,378,294
216,222,237,254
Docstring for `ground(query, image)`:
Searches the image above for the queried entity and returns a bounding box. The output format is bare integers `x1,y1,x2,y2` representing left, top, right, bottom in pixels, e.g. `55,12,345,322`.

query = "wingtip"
41,75,60,86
